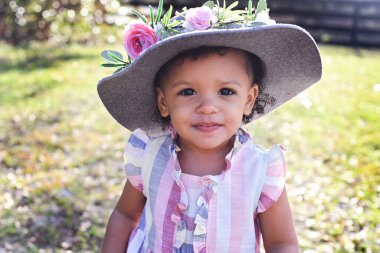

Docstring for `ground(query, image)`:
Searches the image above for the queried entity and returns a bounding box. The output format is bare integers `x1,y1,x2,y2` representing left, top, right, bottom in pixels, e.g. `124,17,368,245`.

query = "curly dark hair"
152,46,276,130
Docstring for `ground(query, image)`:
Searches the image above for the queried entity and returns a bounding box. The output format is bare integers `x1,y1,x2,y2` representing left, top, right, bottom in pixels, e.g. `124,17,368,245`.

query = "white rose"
255,11,276,25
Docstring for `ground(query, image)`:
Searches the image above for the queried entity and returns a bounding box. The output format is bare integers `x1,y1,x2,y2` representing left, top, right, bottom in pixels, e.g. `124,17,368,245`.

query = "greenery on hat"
100,0,275,73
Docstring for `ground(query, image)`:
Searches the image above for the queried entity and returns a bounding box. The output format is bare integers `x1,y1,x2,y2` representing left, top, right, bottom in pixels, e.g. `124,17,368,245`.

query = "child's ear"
243,83,259,115
156,88,170,117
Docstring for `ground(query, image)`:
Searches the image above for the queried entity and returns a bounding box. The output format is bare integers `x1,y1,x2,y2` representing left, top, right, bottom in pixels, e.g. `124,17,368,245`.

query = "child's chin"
194,139,230,150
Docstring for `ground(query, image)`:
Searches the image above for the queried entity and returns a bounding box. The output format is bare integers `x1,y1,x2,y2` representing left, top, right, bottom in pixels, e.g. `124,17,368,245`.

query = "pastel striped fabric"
124,128,286,253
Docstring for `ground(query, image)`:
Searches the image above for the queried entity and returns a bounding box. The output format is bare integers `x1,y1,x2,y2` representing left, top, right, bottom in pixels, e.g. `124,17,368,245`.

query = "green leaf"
149,5,154,27
131,10,148,24
257,0,268,11
230,10,246,15
100,63,126,68
216,0,220,15
162,14,168,27
108,52,127,64
165,27,181,35
226,1,238,11
162,5,173,27
254,0,268,19
221,10,245,22
223,0,226,9
167,5,174,20
202,1,214,10
167,20,181,28
155,0,163,25
101,50,124,63
248,0,253,16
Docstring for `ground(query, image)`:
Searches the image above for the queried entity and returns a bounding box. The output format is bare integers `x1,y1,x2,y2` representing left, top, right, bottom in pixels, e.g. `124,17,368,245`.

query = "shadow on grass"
0,77,59,106
0,44,101,106
0,49,96,73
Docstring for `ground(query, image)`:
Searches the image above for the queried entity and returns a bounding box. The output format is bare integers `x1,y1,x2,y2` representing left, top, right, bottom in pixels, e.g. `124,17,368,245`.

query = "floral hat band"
101,0,276,71
97,0,322,134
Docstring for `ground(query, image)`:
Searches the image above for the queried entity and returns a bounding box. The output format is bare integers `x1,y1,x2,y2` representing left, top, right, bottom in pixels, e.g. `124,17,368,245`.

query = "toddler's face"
156,49,258,152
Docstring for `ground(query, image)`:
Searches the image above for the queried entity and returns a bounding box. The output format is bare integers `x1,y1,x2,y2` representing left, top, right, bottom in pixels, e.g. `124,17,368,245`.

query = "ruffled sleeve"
257,145,287,213
123,128,150,192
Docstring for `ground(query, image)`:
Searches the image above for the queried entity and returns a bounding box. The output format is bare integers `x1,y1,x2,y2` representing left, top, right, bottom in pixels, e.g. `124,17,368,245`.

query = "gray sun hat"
97,2,322,135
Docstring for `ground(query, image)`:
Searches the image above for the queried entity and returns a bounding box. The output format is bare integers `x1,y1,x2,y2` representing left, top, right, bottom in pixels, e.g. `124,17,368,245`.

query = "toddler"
97,0,322,252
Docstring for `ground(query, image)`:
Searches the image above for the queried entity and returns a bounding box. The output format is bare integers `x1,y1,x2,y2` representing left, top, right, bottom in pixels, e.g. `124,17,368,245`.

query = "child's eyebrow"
170,80,242,88
171,80,194,88
218,80,242,87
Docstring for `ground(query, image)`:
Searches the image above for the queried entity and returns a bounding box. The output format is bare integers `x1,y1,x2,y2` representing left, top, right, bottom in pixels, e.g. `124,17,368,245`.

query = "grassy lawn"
0,42,379,252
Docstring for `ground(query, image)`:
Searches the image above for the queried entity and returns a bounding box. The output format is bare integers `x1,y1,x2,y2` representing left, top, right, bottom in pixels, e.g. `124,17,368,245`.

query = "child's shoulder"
246,139,287,167
251,142,287,154
123,128,172,186
126,128,171,149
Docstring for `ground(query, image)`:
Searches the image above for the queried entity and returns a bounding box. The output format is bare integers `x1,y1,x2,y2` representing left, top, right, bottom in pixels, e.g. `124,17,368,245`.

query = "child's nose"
196,96,219,115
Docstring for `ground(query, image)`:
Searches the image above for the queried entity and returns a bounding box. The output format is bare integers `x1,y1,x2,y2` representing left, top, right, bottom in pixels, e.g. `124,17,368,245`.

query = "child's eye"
179,88,196,96
219,88,236,96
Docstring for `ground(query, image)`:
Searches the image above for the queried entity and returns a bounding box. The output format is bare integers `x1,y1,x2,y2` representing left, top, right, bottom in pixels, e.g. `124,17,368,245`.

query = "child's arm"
258,187,299,253
101,179,146,253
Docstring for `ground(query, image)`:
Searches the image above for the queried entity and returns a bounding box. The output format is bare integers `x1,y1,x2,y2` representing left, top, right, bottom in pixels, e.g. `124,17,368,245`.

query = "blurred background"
0,0,379,252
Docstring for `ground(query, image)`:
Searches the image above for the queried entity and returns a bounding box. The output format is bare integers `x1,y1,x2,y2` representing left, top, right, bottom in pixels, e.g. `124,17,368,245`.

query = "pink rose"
123,20,159,60
183,6,218,31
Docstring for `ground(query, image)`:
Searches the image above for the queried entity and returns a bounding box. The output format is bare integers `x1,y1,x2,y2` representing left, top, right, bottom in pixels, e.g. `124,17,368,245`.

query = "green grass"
0,42,379,252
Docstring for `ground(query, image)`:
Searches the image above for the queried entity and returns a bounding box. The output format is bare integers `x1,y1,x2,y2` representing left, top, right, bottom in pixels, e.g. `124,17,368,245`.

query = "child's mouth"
193,123,222,132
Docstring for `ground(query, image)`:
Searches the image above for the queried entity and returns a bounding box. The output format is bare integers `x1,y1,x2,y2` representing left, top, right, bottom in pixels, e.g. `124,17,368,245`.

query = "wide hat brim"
97,23,322,135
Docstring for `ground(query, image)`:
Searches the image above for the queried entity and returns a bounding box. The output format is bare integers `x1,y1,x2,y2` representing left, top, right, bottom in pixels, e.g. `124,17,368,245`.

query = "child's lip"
193,122,222,132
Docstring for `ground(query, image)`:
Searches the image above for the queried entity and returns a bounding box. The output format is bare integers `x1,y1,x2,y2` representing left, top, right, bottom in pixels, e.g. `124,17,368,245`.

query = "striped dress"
124,127,287,253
